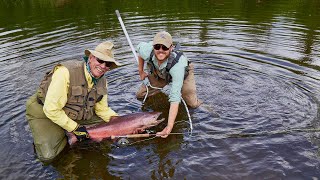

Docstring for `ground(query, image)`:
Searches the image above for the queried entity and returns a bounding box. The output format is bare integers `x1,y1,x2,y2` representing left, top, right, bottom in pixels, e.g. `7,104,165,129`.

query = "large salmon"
66,112,164,145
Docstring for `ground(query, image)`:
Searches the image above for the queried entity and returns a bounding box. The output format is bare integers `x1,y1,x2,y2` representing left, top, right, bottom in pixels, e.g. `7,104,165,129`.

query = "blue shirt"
137,41,189,103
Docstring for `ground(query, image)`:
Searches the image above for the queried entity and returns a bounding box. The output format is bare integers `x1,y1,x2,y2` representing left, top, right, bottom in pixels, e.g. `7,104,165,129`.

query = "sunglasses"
153,44,170,51
95,57,113,68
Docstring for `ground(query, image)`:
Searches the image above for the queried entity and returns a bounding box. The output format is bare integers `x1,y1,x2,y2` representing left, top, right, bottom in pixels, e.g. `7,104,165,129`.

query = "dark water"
1,0,320,179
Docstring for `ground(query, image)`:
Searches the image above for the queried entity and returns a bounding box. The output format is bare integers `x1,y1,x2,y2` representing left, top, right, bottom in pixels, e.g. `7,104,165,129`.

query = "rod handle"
111,133,152,139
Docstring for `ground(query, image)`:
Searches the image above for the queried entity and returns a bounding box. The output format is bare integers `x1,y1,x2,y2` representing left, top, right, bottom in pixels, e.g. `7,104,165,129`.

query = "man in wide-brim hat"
26,41,121,162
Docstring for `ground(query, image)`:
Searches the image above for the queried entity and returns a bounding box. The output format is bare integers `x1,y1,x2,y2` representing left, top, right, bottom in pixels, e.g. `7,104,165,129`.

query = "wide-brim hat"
153,31,173,48
85,41,121,69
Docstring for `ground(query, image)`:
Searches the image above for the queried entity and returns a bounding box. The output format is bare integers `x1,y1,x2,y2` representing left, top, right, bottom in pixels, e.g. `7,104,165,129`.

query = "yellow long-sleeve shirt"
43,64,117,132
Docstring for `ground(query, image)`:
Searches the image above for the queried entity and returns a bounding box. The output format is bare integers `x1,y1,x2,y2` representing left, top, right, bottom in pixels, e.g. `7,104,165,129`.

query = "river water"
1,0,320,179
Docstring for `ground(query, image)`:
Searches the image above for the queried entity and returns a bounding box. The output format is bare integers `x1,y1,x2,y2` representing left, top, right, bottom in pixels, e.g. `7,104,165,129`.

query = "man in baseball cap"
136,31,202,138
153,31,173,49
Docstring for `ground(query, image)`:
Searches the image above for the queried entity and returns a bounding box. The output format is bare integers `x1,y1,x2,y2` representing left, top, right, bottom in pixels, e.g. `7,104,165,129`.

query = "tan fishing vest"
37,60,107,121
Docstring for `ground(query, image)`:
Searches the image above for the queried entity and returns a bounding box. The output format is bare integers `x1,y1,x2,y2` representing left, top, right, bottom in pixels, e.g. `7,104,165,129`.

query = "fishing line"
125,136,157,147
114,127,320,146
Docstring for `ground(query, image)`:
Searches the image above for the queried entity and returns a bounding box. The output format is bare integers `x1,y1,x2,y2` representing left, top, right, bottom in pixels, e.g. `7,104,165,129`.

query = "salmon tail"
66,132,78,145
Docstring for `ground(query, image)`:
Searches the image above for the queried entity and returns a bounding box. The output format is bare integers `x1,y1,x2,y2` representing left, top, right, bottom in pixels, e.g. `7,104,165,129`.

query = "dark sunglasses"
95,57,113,68
153,44,170,51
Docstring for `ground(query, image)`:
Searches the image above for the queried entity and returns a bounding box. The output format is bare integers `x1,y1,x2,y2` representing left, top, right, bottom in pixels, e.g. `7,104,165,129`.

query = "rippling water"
1,0,320,179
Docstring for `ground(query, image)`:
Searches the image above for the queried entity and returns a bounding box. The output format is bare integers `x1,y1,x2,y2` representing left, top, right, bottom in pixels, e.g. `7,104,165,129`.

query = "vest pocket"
69,86,84,103
63,106,81,120
65,108,78,120
71,86,83,95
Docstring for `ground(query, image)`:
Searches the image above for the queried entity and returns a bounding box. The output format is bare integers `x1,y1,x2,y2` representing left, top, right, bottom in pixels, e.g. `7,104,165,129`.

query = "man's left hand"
73,125,90,141
156,125,173,138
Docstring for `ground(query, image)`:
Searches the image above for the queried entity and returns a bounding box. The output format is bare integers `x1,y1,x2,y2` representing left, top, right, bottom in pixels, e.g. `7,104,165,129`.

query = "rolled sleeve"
136,41,153,60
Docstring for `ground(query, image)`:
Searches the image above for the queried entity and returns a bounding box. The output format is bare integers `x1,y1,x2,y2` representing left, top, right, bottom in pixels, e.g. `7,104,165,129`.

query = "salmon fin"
134,128,145,134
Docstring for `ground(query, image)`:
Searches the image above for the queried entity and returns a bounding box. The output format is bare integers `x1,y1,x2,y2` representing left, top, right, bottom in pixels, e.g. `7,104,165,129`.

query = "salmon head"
140,112,165,128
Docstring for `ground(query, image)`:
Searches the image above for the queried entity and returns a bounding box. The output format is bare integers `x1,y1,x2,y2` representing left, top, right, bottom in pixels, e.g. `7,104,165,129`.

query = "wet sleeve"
95,94,118,122
168,55,189,103
136,41,153,60
43,66,78,132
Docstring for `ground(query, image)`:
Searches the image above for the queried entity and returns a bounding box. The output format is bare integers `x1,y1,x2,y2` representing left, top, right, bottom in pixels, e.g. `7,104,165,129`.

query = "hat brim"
85,49,121,69
152,40,172,49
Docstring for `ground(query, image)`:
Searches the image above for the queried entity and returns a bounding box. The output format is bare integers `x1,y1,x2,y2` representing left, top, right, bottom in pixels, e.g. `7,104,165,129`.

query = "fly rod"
111,133,185,139
115,9,150,86
111,127,320,140
115,10,138,63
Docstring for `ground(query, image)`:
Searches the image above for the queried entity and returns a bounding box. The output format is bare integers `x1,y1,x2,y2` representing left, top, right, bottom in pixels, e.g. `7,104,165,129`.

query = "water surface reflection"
0,0,320,179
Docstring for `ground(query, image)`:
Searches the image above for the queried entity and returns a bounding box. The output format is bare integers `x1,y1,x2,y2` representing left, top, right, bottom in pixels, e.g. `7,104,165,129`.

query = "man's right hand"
139,71,148,80
73,125,89,142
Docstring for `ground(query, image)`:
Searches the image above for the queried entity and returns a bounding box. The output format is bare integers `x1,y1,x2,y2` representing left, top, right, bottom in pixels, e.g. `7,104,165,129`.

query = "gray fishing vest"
37,60,107,121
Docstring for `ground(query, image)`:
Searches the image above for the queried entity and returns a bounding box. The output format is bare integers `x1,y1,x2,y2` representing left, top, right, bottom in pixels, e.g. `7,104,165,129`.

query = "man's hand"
156,125,173,138
73,125,90,141
156,103,178,138
139,71,148,81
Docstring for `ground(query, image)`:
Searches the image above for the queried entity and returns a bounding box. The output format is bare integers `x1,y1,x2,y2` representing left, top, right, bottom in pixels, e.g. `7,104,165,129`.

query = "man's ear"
88,54,94,62
169,45,174,52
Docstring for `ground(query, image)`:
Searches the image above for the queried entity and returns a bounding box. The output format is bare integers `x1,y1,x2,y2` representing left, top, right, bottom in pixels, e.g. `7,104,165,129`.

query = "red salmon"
66,112,164,145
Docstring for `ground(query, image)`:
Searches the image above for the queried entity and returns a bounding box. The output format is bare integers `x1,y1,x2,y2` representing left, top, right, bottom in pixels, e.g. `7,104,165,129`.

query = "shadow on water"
49,130,186,179
50,143,119,179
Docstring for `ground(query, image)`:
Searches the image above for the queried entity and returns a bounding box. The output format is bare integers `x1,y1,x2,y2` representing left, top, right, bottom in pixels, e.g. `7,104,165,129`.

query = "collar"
83,56,100,85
